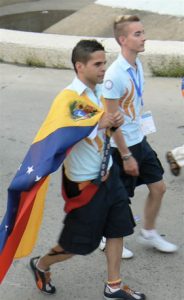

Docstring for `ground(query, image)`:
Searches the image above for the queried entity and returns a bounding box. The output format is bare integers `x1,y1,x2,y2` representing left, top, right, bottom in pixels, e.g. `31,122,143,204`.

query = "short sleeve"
102,72,124,100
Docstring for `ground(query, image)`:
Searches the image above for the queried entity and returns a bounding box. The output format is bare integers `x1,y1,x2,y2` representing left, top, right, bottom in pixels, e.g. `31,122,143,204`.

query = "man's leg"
36,244,73,270
144,180,166,230
105,238,123,282
99,237,133,259
30,244,74,294
104,238,146,300
138,180,178,252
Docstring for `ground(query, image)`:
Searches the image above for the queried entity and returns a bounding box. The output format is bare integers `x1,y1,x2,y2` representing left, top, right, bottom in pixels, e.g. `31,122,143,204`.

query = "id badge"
140,111,156,135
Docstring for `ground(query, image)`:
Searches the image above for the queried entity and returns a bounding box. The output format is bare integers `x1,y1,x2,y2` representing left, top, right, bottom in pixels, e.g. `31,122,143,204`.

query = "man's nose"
101,63,106,72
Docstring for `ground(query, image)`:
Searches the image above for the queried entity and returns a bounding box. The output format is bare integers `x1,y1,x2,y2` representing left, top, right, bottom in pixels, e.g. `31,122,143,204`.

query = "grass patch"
149,58,184,77
52,63,68,69
26,57,46,68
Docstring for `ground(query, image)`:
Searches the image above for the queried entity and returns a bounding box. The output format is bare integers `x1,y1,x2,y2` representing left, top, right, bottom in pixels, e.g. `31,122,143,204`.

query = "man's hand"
98,112,115,129
99,111,124,130
123,156,139,176
112,111,124,128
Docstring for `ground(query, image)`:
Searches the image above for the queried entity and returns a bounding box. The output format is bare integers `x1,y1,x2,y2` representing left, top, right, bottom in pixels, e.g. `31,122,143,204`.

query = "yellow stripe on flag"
15,177,50,258
33,90,104,143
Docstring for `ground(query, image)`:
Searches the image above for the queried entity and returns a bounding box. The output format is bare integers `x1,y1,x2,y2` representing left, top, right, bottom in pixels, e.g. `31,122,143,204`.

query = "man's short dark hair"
71,39,105,72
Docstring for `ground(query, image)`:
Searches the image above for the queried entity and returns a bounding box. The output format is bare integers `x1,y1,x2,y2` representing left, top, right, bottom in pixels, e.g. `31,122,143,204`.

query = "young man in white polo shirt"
100,15,178,257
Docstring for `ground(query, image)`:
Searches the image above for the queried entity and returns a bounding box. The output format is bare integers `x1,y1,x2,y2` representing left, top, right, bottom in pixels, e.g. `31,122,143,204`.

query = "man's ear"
75,61,84,73
119,35,126,46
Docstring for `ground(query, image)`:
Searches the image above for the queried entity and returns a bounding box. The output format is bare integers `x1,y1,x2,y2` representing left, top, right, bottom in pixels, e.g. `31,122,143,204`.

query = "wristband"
110,126,118,132
121,152,132,161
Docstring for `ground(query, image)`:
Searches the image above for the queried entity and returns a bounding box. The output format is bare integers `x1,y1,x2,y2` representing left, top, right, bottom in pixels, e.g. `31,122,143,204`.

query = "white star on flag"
35,175,42,182
18,163,22,170
26,166,34,174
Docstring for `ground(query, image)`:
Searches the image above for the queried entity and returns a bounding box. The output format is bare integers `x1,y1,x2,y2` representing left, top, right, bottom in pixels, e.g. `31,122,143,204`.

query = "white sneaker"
122,246,134,259
99,237,134,259
138,229,178,253
99,237,106,251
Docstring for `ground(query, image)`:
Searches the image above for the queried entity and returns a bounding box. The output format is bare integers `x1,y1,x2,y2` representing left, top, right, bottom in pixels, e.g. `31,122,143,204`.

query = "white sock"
106,285,120,293
36,259,49,272
141,228,157,238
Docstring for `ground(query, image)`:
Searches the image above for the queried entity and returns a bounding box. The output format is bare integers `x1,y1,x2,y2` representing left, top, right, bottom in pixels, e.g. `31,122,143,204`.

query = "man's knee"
149,180,166,197
158,181,166,195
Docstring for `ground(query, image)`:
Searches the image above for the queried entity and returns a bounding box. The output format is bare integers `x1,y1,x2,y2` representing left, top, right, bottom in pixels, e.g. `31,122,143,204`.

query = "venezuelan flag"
0,89,104,283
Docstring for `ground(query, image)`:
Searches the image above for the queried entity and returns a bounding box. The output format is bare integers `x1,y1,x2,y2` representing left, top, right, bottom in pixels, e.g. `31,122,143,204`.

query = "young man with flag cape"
0,39,146,300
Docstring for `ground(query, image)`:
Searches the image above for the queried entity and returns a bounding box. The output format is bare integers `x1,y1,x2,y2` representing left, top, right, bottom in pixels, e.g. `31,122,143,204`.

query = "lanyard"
93,129,111,186
127,67,144,106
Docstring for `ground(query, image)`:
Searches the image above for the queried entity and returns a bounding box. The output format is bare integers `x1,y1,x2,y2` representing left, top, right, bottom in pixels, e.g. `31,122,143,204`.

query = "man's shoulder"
104,64,128,90
57,88,80,98
52,89,81,108
106,58,119,72
105,59,126,79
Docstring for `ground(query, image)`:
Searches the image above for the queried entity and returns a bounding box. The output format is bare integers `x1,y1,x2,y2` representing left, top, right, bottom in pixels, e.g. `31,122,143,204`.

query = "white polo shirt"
64,77,112,182
103,54,145,147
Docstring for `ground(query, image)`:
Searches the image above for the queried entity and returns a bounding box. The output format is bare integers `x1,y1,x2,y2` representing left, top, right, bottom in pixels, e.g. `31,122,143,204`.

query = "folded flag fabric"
0,89,104,283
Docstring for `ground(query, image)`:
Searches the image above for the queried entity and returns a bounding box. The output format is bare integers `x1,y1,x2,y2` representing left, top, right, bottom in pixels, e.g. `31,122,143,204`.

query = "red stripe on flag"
0,178,46,283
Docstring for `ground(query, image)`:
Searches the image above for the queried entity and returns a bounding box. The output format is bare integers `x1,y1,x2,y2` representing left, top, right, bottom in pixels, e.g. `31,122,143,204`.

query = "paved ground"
96,0,184,17
0,63,184,300
0,0,94,13
44,4,184,41
0,0,183,40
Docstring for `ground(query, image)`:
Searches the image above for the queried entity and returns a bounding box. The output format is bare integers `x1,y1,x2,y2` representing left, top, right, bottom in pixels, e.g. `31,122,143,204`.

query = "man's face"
77,50,106,89
121,21,146,53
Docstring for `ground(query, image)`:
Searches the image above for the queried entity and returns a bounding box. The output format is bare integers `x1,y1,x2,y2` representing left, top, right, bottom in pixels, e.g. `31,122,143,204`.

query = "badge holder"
140,111,156,136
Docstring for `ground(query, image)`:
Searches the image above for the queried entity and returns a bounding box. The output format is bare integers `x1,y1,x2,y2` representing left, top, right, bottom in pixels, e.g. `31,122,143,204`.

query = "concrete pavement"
0,63,184,300
0,0,94,11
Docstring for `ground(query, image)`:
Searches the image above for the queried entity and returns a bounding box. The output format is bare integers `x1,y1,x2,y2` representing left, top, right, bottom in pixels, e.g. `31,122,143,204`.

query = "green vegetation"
52,64,69,69
26,57,46,68
149,58,184,77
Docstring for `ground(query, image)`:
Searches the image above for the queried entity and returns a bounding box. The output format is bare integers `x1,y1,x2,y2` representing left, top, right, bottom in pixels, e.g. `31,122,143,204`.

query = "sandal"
166,151,180,176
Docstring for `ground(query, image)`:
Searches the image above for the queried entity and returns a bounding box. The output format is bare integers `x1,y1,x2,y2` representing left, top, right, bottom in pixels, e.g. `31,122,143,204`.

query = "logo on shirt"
105,80,113,90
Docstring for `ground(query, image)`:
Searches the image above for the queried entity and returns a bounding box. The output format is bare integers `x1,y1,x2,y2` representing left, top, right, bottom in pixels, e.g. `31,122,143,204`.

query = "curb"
0,29,184,75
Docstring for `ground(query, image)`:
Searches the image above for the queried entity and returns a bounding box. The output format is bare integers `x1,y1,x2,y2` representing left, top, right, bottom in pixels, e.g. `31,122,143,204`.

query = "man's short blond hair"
113,15,140,44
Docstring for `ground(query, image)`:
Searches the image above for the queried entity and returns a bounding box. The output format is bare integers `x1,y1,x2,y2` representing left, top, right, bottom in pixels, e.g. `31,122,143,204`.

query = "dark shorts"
58,163,135,255
112,137,164,197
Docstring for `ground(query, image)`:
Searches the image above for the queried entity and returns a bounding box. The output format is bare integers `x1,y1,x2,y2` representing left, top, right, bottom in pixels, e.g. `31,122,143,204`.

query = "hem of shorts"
58,240,99,256
104,229,134,239
141,175,163,185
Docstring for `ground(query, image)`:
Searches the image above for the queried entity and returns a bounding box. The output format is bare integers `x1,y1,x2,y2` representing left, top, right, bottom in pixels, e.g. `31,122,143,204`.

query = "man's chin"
98,78,104,84
139,48,145,53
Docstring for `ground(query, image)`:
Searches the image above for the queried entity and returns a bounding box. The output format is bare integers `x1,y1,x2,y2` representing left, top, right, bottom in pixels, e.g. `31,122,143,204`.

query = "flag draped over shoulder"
0,89,104,283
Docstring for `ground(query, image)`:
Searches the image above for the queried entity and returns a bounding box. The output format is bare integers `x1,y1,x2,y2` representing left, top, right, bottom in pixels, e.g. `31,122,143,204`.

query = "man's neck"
121,49,137,69
77,75,95,91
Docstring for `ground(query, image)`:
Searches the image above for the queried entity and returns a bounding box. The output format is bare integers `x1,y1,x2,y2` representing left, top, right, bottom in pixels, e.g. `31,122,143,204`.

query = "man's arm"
106,99,139,176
